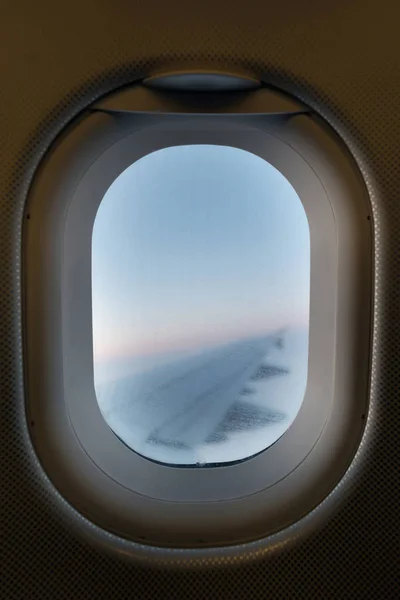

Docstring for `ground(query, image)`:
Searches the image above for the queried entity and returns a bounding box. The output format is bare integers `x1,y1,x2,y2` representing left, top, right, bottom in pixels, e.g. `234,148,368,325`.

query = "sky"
92,144,310,365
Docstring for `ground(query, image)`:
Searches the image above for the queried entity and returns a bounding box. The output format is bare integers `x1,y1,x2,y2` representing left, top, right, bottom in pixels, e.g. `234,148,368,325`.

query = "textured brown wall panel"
1,1,399,597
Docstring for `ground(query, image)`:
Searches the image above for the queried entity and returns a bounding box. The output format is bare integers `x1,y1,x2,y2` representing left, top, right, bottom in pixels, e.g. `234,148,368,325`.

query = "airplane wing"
97,330,288,454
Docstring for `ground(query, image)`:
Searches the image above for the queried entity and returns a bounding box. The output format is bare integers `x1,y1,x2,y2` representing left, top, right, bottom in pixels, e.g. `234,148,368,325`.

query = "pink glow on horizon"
93,313,309,364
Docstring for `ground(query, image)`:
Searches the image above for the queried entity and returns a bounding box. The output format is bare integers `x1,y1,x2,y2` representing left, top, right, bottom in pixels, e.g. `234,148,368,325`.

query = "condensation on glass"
92,145,310,466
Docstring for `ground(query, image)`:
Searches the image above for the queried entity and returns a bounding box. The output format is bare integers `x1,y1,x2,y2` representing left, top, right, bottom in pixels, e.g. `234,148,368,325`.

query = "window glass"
92,145,310,465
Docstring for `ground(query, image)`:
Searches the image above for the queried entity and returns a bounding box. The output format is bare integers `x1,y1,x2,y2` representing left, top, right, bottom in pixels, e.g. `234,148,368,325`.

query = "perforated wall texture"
1,1,399,598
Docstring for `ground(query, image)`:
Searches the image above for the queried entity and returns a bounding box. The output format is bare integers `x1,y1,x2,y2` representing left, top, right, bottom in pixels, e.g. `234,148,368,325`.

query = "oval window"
92,144,310,466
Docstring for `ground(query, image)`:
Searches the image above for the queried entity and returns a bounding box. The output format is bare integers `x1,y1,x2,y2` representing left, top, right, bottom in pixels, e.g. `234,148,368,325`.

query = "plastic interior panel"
23,108,370,547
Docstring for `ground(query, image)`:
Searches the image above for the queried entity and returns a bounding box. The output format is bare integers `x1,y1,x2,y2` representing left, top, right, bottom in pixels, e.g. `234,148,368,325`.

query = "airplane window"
92,144,310,466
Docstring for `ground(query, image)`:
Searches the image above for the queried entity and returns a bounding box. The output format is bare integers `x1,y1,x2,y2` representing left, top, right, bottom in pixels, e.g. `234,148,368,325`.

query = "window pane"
92,145,310,466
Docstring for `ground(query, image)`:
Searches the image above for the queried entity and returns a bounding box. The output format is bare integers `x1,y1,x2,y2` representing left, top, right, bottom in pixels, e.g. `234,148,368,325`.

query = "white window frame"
23,82,372,548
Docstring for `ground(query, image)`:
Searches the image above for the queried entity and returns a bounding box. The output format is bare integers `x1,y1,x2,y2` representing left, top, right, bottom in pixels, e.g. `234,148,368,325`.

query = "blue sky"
92,144,310,362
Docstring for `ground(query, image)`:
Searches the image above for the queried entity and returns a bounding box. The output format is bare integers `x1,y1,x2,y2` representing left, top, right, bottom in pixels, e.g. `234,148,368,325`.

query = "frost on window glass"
92,145,310,466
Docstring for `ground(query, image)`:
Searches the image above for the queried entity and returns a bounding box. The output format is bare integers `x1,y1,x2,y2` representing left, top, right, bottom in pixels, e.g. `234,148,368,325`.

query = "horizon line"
94,320,308,364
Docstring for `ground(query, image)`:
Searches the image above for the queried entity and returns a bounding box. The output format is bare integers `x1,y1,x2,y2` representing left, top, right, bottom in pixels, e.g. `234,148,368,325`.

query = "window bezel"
24,87,372,548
